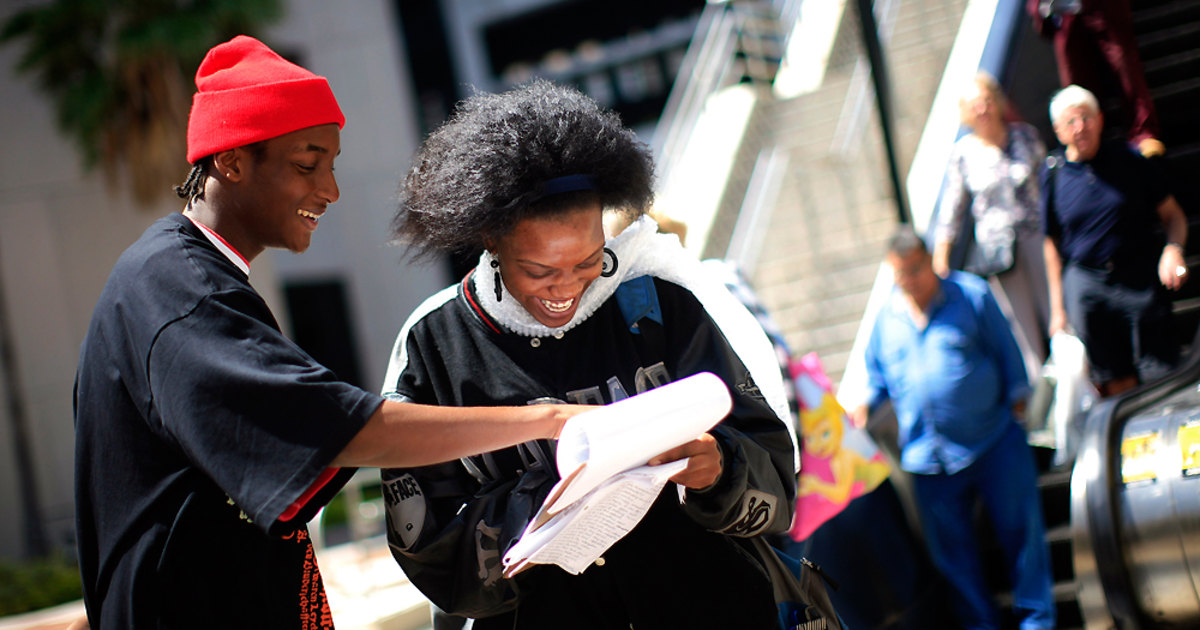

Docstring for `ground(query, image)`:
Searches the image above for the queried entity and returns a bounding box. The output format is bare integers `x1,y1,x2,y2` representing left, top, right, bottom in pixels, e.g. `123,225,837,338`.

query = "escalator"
1070,351,1200,629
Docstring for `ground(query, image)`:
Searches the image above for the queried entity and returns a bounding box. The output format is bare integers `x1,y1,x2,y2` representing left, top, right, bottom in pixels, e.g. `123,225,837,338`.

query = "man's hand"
1159,244,1187,290
649,433,723,490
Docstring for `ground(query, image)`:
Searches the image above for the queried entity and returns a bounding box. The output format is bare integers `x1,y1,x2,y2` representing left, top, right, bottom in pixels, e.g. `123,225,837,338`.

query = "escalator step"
1134,1,1200,40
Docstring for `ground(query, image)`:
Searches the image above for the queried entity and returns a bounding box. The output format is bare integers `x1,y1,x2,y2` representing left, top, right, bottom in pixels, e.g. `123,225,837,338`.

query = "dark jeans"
1063,262,1179,384
912,423,1056,630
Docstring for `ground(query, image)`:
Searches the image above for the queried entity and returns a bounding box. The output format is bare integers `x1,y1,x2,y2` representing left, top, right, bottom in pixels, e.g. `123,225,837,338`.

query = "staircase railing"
837,0,1029,408
1071,324,1200,629
651,0,802,196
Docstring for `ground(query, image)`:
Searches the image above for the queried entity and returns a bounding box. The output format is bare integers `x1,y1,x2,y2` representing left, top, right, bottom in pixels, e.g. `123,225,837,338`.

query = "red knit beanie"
186,35,345,164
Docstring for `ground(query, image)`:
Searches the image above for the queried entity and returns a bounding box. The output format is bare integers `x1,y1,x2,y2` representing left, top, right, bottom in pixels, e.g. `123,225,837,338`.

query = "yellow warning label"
1181,423,1200,477
1121,432,1160,484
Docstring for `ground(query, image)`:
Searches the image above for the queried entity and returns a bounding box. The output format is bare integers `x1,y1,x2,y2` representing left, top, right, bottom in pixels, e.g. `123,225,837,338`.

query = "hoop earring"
491,259,503,301
601,247,619,277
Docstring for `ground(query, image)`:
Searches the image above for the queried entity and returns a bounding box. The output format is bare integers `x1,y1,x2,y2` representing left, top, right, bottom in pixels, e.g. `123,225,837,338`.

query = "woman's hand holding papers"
649,432,724,490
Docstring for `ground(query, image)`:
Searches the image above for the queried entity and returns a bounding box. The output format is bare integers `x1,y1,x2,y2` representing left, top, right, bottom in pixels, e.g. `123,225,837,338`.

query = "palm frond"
1,0,282,207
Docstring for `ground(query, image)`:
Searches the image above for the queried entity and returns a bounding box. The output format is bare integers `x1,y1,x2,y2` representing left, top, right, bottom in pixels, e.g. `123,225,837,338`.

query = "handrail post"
853,0,910,225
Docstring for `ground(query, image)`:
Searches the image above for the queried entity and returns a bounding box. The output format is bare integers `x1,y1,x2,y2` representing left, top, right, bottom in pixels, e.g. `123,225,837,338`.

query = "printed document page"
502,372,731,576
503,460,687,576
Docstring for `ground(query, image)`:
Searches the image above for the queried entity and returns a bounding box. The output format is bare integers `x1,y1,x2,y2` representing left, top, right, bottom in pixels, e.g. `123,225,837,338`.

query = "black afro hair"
392,79,655,257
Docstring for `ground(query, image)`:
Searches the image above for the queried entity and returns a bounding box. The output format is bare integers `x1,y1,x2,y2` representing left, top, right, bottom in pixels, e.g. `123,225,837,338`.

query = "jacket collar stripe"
461,269,503,335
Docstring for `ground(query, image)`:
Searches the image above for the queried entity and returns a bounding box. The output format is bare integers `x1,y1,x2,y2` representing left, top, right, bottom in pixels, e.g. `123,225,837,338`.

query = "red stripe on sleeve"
278,467,340,523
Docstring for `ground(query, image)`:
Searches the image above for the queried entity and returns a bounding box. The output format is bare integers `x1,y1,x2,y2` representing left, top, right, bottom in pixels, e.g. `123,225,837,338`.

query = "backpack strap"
614,275,662,334
1044,149,1063,218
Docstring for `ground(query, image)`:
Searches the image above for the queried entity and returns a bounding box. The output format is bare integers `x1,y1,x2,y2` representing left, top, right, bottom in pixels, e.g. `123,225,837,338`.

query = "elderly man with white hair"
1040,84,1189,397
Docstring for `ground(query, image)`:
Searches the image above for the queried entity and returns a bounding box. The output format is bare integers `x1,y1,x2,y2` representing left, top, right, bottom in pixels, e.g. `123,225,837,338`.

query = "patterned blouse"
935,122,1047,247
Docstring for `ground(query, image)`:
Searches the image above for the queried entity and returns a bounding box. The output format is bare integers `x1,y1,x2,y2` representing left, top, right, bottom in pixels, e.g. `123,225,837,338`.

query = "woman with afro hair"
379,79,798,629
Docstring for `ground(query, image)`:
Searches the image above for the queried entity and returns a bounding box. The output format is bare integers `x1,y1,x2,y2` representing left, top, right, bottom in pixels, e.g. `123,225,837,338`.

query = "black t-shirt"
1040,141,1168,276
74,213,382,628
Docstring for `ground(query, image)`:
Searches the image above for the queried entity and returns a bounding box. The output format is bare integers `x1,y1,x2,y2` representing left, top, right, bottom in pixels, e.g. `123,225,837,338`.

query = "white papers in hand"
503,459,687,576
546,371,733,514
501,371,733,576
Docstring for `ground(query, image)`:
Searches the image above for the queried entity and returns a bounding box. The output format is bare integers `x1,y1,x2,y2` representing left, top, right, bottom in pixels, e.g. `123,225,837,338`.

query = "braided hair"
174,161,209,200
392,79,655,259
173,141,268,201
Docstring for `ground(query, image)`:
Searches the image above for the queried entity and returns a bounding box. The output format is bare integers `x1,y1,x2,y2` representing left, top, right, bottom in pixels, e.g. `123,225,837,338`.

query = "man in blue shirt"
853,228,1055,630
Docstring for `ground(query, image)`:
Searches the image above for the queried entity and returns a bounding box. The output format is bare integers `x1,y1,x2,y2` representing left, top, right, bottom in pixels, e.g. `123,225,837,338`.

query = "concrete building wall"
0,1,170,556
263,1,450,395
749,0,971,386
0,0,439,559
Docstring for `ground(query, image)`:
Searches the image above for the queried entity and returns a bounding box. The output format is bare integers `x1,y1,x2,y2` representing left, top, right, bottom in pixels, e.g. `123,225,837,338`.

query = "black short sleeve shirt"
1040,141,1169,271
74,213,381,628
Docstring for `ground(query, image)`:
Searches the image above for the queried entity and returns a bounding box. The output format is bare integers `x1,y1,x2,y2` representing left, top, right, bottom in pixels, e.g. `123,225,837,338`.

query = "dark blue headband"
529,174,596,203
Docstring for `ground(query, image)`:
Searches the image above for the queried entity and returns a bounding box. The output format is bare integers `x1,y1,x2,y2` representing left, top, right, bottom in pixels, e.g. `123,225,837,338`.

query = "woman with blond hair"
933,71,1050,382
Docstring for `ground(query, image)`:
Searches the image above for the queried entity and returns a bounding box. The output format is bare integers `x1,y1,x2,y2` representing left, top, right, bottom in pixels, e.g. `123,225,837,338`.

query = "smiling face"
1054,104,1103,162
491,201,606,327
222,123,341,258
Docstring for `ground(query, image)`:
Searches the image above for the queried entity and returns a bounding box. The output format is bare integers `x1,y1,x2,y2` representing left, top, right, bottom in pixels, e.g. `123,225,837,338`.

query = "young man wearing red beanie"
73,35,580,629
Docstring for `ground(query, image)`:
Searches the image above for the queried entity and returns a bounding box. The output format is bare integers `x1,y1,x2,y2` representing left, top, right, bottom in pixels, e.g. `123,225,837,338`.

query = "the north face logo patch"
735,371,765,401
383,473,426,548
720,489,776,536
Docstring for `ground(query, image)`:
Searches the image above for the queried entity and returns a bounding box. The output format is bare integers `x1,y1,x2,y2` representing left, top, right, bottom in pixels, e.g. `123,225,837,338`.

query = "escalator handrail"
1078,396,1142,628
1078,324,1200,628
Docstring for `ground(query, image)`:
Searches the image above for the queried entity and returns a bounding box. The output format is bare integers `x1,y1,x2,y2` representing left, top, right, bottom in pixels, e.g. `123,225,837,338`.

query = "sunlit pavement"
0,601,86,630
319,535,433,630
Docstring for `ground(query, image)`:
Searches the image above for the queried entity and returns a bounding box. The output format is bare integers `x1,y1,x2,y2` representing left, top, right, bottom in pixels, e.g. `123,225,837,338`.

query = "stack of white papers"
502,372,733,576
